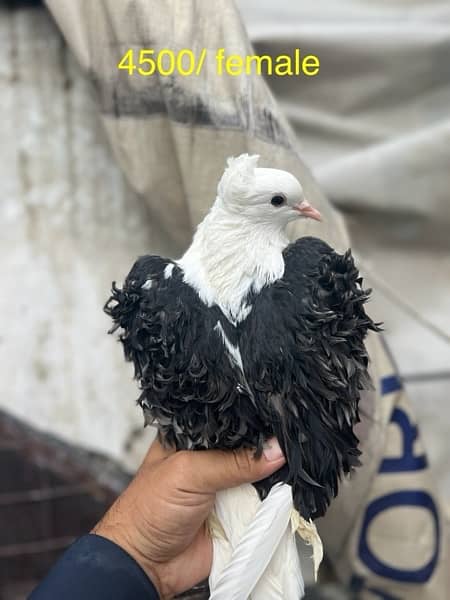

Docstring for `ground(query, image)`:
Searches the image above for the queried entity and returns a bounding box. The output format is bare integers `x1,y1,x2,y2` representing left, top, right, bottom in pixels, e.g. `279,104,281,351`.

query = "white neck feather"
177,200,289,322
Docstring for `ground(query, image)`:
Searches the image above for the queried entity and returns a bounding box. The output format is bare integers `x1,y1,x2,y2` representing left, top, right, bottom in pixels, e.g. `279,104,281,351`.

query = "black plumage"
105,236,380,520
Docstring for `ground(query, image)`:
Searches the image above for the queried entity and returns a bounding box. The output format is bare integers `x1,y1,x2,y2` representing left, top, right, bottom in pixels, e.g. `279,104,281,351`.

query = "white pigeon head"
217,154,321,226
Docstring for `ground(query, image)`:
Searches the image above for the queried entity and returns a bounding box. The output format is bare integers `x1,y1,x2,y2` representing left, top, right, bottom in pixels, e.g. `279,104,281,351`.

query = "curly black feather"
248,237,381,518
104,237,380,520
105,256,270,452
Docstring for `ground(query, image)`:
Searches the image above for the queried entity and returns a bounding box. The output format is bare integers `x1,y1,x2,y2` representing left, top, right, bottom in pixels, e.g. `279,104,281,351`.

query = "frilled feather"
105,237,380,520
104,256,270,452
248,237,381,518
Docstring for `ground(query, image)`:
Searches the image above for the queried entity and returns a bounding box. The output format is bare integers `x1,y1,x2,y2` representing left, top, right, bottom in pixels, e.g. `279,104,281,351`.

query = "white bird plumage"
209,483,302,600
177,153,307,322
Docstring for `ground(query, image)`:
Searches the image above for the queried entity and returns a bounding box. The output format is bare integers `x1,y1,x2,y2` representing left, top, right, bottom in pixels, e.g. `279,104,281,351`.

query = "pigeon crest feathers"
217,153,260,205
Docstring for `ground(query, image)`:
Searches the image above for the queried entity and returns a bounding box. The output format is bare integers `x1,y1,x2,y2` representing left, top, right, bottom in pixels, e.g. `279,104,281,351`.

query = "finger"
174,438,285,493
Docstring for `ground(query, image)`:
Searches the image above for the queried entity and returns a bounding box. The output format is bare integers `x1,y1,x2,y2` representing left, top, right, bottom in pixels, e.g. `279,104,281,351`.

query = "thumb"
185,438,286,493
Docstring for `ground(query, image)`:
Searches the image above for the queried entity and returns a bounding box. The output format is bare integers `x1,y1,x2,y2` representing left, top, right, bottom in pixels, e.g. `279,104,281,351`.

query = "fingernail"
263,438,284,462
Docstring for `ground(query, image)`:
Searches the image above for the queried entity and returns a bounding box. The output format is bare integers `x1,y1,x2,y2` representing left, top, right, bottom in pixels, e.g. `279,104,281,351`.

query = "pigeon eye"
271,195,286,207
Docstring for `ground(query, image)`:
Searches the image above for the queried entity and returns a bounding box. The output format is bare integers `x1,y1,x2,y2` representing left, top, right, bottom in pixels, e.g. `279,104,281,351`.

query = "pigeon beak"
293,200,322,222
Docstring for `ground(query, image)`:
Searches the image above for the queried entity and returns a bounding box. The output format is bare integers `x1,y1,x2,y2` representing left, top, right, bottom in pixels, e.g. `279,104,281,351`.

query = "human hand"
92,437,285,599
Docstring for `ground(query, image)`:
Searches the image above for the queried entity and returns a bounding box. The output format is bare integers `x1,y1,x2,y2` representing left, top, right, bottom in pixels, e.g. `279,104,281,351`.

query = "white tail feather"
252,525,304,599
209,483,304,600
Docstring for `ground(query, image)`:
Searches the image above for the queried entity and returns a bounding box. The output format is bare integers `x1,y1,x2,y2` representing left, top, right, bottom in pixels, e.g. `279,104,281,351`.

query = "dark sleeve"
29,534,160,600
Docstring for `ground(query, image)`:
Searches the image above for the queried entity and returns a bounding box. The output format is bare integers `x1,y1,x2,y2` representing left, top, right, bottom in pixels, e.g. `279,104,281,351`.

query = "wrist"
91,520,167,598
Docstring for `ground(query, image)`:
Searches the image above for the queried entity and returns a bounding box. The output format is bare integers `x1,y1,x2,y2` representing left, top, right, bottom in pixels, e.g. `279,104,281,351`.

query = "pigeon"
105,154,379,599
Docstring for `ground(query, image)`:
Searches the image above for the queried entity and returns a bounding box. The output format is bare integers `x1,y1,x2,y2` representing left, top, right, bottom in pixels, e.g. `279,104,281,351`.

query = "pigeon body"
105,154,379,595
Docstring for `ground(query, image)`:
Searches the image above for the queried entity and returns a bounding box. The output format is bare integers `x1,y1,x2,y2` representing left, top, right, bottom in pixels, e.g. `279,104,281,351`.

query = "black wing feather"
104,256,270,452
243,237,380,519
